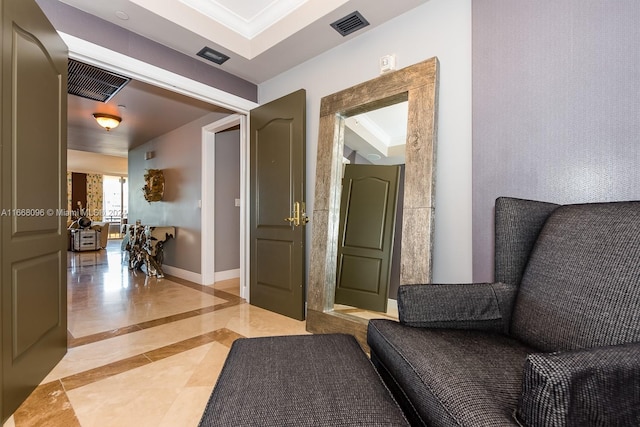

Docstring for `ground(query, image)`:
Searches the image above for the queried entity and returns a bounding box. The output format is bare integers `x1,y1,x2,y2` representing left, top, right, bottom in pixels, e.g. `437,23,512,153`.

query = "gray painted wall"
214,128,241,272
128,112,230,274
472,0,640,282
259,0,473,284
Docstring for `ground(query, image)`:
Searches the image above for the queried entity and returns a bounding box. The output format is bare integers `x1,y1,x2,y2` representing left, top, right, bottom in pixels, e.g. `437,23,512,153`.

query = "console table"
123,225,175,278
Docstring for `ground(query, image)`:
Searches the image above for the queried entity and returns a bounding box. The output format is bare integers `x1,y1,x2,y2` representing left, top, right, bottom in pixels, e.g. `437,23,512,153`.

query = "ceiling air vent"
330,11,370,37
67,59,131,102
197,46,230,65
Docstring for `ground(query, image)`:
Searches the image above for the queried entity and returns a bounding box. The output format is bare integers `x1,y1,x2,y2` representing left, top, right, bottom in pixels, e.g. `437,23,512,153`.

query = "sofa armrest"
516,342,640,427
397,282,517,333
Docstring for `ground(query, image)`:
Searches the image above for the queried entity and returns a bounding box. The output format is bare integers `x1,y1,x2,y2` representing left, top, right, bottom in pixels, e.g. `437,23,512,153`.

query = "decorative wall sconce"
143,169,165,202
93,113,122,131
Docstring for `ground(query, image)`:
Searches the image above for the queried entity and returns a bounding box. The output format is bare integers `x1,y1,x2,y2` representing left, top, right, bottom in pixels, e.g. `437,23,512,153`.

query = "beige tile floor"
4,240,307,427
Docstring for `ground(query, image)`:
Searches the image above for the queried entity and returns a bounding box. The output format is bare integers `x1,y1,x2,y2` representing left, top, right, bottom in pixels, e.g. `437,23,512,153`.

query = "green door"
1,0,68,421
250,90,306,320
335,164,400,312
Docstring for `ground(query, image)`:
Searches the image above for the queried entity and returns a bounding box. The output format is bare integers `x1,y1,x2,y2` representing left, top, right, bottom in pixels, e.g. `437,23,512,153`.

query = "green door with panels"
335,164,400,313
249,90,307,320
1,0,68,421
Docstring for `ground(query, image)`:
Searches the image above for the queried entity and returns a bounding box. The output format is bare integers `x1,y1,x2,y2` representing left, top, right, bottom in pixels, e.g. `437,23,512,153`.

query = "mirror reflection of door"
335,164,402,312
334,101,407,313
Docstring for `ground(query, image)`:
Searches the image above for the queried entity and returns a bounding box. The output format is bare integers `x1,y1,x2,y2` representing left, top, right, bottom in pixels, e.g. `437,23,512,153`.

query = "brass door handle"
284,201,299,226
284,201,309,227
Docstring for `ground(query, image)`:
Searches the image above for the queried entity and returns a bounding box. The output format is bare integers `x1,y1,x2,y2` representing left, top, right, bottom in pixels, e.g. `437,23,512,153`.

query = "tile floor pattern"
4,241,307,427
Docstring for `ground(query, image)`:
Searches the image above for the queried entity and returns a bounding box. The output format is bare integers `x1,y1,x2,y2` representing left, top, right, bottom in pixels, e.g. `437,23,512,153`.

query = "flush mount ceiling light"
93,113,121,131
196,46,230,65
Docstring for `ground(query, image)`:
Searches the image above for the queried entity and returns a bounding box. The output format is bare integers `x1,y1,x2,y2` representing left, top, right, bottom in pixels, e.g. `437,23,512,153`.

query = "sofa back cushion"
510,202,640,352
494,197,559,287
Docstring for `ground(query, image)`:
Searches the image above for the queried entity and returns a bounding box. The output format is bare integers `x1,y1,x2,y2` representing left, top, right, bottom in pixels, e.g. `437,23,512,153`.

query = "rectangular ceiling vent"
68,59,131,102
197,46,230,65
330,11,370,37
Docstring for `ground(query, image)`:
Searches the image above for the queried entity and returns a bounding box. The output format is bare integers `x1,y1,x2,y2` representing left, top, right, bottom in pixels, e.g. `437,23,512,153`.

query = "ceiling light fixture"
93,113,121,131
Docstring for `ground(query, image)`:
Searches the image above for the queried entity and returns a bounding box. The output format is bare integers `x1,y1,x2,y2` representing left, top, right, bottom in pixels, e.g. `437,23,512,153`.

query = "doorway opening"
201,115,249,300
61,32,257,294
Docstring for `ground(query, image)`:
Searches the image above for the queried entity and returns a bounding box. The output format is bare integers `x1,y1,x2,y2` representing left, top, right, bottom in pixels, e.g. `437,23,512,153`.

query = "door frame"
60,33,257,298
201,114,250,300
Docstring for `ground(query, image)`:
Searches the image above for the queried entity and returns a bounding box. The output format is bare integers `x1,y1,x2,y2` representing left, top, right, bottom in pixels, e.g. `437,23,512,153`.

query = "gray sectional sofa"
368,197,640,426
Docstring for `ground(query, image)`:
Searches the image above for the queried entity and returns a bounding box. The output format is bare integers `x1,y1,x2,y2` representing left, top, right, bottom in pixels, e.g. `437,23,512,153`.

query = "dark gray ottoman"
198,333,409,426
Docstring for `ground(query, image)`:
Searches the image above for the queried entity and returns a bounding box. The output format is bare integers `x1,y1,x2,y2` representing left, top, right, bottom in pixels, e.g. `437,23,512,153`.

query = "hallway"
4,240,307,427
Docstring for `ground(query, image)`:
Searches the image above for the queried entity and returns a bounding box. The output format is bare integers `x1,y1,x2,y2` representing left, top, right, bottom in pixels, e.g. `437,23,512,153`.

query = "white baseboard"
162,265,202,284
214,268,240,282
161,266,240,285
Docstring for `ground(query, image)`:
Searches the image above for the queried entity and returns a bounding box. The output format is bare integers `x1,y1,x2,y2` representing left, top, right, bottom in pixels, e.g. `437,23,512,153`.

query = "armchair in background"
368,197,640,426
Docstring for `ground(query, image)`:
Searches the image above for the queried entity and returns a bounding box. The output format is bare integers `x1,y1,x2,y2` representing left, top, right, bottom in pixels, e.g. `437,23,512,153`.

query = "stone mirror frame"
306,57,439,348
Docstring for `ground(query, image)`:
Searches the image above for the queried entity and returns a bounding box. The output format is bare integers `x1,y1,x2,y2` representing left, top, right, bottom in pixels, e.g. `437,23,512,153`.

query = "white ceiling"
179,0,310,39
58,0,429,83
60,0,429,159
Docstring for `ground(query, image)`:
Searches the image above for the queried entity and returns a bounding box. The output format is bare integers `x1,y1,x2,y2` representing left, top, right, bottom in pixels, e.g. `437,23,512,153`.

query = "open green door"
1,0,68,421
249,90,307,320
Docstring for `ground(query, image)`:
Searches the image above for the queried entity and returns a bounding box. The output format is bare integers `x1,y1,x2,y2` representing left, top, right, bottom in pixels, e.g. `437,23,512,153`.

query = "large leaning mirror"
306,57,439,349
333,101,408,316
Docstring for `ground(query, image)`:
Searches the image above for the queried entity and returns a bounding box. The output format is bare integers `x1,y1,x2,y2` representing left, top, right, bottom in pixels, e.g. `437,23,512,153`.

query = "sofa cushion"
397,282,517,334
368,319,532,426
510,202,640,352
517,342,640,427
494,197,559,287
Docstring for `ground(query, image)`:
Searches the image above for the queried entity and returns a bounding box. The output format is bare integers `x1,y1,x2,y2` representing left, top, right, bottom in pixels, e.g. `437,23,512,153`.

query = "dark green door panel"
335,165,400,312
249,89,306,320
1,0,68,421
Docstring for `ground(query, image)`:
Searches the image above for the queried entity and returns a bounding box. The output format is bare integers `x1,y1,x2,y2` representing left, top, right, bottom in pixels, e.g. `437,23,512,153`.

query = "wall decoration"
143,169,165,202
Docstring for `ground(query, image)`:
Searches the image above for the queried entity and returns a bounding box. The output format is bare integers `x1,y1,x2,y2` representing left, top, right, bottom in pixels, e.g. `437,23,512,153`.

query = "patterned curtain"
86,174,103,221
66,172,73,225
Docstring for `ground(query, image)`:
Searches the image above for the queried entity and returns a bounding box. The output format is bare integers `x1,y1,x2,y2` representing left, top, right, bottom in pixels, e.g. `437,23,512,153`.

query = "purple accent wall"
36,0,257,102
472,1,640,282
